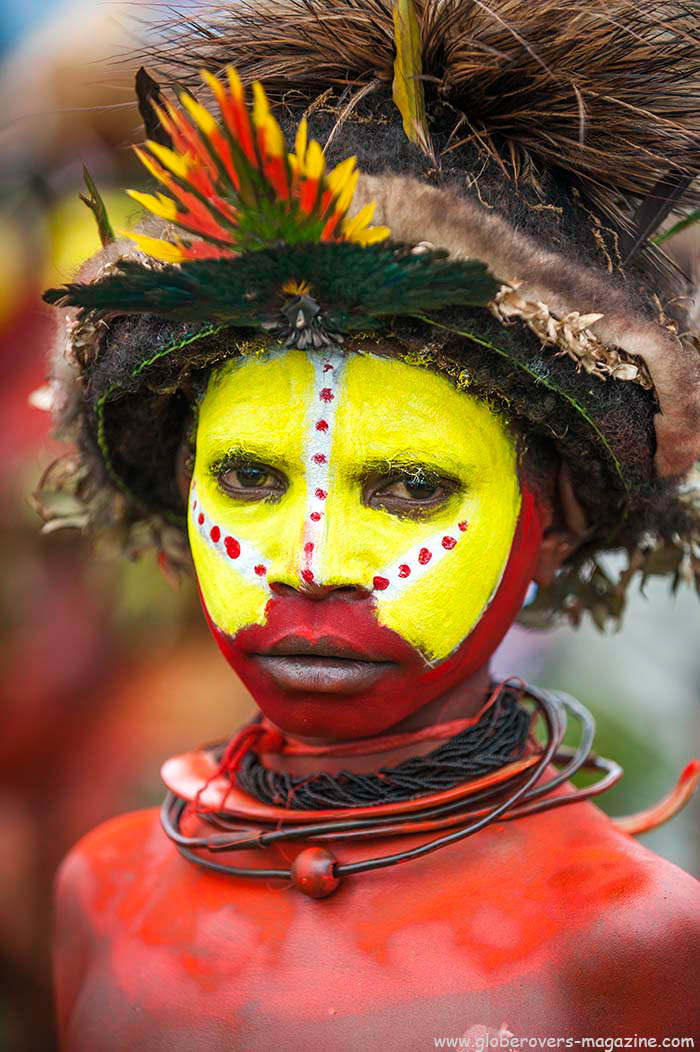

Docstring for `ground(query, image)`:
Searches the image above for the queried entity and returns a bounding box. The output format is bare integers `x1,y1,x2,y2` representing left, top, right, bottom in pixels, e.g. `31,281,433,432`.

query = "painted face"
189,348,543,738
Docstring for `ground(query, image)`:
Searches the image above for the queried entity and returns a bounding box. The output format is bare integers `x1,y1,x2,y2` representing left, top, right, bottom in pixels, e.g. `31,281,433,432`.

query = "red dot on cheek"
210,525,221,543
319,388,334,403
301,569,314,583
312,453,327,464
304,542,314,554
398,564,411,578
418,548,432,565
254,564,267,577
224,536,240,559
316,420,329,432
310,512,322,522
373,576,390,591
442,535,457,550
315,488,327,500
198,513,205,526
458,520,469,532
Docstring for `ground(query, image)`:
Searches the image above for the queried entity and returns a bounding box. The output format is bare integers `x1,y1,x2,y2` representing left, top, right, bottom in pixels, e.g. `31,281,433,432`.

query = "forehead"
197,347,511,468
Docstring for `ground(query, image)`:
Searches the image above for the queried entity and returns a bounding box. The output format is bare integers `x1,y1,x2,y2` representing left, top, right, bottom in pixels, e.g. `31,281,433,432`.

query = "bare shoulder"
552,812,700,1034
53,809,168,1037
56,807,166,909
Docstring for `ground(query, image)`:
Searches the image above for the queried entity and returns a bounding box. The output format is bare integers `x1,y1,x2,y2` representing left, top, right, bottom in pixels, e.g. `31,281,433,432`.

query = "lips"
251,633,395,693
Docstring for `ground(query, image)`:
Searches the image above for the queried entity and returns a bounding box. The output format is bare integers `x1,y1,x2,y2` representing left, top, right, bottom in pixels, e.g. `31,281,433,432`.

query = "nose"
269,580,371,602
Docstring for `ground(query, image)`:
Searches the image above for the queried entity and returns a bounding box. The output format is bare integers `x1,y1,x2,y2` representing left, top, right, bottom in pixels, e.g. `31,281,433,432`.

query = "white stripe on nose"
299,349,347,586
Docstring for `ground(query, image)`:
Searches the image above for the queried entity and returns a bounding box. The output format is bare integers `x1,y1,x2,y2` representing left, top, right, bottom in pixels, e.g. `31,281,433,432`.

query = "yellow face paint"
189,347,521,663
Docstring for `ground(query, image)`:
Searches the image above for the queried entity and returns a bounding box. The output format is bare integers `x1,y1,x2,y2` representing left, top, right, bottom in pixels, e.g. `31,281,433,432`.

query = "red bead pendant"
290,847,341,898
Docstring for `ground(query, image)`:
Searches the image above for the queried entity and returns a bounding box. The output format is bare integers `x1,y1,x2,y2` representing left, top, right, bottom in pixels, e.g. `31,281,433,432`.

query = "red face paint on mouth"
199,489,543,739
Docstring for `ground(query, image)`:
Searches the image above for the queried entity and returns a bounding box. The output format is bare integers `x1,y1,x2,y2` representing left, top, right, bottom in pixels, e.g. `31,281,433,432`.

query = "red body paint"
201,489,543,739
54,799,700,1048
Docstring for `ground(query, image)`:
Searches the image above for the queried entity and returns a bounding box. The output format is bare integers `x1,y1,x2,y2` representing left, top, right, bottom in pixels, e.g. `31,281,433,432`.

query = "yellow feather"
146,141,190,180
304,140,325,182
342,202,376,239
334,169,360,216
252,81,271,127
226,66,244,102
126,190,178,222
123,231,186,263
200,69,226,108
294,118,308,167
180,92,218,137
352,225,391,245
252,82,284,157
133,146,169,185
327,156,356,194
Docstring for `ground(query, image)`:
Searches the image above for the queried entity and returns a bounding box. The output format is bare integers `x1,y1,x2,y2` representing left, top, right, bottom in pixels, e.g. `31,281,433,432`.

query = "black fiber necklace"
235,684,530,810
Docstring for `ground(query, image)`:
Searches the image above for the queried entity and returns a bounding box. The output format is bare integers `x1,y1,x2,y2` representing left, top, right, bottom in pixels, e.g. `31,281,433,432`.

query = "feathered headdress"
40,0,700,626
46,69,498,344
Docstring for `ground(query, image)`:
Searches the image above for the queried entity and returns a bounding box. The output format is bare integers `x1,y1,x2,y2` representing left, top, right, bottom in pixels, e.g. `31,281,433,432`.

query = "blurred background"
0,2,698,1049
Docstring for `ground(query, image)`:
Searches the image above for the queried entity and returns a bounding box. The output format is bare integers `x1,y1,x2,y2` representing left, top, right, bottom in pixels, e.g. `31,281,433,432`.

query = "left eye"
380,478,441,501
367,471,458,515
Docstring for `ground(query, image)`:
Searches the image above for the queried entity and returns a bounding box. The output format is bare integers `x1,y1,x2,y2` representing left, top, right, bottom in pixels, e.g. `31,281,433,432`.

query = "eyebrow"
207,444,293,473
358,454,472,479
206,447,474,480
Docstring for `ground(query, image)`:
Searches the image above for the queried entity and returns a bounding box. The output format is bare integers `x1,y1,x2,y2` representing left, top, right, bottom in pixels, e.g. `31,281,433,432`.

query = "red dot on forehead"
254,564,267,577
315,488,327,500
192,499,197,510
301,569,314,583
304,542,314,554
198,513,205,525
373,576,390,591
442,535,457,550
319,387,334,403
210,525,221,543
398,564,411,578
224,536,240,559
458,520,469,532
323,363,333,372
310,511,322,522
418,548,432,565
312,453,327,464
316,420,329,432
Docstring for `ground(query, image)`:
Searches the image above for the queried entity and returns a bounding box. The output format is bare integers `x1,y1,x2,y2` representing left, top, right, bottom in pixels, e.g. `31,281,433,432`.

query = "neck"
263,663,493,776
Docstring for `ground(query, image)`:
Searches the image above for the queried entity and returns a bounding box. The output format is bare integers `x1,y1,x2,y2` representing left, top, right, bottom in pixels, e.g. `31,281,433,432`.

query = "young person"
42,2,700,1045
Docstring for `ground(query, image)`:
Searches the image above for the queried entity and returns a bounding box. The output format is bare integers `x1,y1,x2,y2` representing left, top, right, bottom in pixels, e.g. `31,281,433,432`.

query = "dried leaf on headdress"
79,167,114,248
135,66,173,148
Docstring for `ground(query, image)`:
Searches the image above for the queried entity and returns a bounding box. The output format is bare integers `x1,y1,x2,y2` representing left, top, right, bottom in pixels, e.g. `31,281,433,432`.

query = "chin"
234,665,430,740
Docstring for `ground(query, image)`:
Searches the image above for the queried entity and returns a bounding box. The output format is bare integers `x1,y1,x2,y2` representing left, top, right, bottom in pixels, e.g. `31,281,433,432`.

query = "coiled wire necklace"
161,680,625,897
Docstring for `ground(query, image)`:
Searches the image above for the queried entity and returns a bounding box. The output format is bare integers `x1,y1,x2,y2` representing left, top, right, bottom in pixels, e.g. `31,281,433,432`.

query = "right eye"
217,462,287,501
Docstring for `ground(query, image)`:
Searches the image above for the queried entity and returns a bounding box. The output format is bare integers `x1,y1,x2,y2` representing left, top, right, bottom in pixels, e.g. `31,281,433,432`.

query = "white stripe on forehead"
300,349,347,585
189,481,272,595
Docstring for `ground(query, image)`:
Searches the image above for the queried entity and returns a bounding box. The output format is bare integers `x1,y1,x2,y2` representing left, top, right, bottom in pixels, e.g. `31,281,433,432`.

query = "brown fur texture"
149,0,700,215
352,173,700,477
